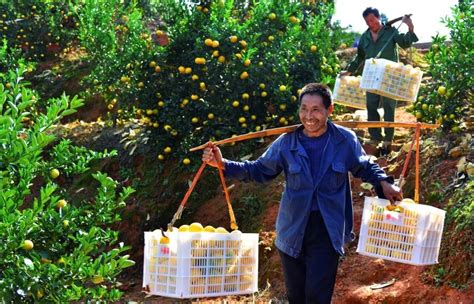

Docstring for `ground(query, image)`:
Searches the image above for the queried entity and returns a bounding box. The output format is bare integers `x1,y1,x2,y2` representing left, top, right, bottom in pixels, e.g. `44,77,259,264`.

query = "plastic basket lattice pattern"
357,197,445,265
333,76,367,109
143,231,259,298
360,58,423,102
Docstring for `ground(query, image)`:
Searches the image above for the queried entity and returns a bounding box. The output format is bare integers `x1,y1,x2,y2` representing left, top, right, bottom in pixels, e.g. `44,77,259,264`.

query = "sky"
333,0,458,42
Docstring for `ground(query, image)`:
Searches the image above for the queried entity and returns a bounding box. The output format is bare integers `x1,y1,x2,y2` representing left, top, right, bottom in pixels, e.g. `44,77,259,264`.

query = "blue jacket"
224,121,390,257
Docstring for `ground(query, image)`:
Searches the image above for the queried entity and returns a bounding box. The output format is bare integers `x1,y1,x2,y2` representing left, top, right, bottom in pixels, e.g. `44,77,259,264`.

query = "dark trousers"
278,211,340,304
366,92,397,142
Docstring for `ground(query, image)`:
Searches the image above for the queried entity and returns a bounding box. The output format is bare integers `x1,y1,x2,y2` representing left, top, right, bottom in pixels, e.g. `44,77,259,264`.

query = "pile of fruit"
144,222,257,296
360,58,423,102
333,76,366,109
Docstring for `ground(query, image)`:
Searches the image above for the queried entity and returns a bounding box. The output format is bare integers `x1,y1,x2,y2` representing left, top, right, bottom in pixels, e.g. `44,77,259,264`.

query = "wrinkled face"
364,13,381,32
299,94,333,137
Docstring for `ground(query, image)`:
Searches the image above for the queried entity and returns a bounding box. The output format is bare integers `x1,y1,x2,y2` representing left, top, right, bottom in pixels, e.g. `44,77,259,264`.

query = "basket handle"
167,144,238,231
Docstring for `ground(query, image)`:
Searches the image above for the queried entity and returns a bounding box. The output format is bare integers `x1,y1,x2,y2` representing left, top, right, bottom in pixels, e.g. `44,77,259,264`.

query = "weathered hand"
201,142,224,169
402,15,414,32
380,181,403,204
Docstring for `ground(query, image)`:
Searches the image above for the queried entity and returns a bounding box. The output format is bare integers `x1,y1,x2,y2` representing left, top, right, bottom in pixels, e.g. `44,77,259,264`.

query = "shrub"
0,52,134,302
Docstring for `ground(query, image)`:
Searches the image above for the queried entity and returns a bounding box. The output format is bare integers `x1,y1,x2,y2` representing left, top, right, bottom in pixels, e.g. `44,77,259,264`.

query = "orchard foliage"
0,49,135,302
409,2,473,132
78,0,343,166
0,0,78,61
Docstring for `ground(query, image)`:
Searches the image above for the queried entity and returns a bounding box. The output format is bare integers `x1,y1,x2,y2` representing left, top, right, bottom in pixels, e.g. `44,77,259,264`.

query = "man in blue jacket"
202,83,402,304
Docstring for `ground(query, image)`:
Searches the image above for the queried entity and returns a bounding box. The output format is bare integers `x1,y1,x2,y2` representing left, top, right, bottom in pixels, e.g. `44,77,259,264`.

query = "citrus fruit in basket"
215,227,229,233
204,225,216,232
189,222,204,232
178,224,190,232
160,236,170,244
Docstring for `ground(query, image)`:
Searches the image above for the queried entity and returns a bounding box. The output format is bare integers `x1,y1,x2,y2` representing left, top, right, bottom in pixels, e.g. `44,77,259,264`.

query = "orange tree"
79,0,343,168
409,2,473,132
0,46,135,302
0,0,79,61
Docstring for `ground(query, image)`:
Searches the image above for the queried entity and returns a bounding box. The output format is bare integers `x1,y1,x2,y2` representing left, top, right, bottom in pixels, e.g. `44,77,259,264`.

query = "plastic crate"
143,231,259,298
333,76,367,109
357,197,445,265
360,58,423,102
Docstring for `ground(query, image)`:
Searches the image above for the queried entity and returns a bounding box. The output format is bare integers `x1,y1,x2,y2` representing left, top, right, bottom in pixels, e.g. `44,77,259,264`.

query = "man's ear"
328,103,334,115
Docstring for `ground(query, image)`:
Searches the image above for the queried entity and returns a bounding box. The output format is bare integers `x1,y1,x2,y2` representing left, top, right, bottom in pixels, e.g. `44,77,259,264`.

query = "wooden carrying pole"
190,121,438,151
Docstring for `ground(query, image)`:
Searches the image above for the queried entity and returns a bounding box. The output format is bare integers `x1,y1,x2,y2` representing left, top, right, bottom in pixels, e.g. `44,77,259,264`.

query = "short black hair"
298,83,332,109
363,7,380,18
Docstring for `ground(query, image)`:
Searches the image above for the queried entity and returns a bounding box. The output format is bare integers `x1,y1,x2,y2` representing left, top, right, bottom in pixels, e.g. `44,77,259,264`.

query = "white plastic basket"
357,197,445,265
360,58,423,102
333,76,367,109
143,231,259,298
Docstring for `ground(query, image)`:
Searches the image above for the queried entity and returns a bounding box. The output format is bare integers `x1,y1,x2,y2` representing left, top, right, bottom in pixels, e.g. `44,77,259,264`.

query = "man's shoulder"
329,122,359,144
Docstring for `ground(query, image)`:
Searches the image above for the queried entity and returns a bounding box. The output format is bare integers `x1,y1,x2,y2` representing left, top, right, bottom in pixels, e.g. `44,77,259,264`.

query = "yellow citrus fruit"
232,101,239,107
216,227,229,233
208,113,215,119
56,199,67,209
279,85,286,92
191,117,199,123
243,105,250,111
63,219,69,227
244,59,251,66
259,83,266,89
36,290,44,298
204,38,213,46
437,86,446,96
268,35,274,42
268,13,276,20
191,94,199,100
160,236,170,244
22,240,34,250
178,66,186,73
212,50,219,57
154,66,161,73
212,40,219,48
240,71,249,80
204,225,216,232
50,169,60,179
218,55,225,63
230,35,238,43
310,45,317,53
157,154,165,160
422,104,428,110
289,16,299,24
239,117,246,123
242,93,249,99
149,61,156,68
215,227,229,233
164,147,172,154
178,224,189,232
279,104,287,110
185,67,192,74
189,222,204,232
183,158,191,165
91,275,104,284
